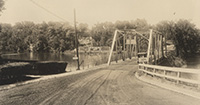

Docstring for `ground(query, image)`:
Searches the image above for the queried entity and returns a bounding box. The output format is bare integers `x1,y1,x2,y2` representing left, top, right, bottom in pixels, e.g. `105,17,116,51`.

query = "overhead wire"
29,0,67,21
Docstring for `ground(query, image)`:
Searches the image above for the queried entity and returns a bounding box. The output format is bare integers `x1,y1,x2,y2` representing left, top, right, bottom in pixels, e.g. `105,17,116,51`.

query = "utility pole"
74,9,80,70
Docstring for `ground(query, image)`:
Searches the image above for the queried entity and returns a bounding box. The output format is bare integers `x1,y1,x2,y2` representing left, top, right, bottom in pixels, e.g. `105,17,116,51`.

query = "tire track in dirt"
86,63,132,105
68,74,104,102
99,70,122,105
83,69,112,105
105,70,122,104
113,63,136,104
34,71,98,105
117,71,132,101
74,73,108,105
39,75,102,105
39,70,107,105
0,70,99,105
86,60,140,105
2,60,200,105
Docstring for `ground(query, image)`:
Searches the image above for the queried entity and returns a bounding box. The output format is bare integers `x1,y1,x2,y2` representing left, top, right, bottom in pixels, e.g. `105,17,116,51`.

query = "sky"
0,0,200,28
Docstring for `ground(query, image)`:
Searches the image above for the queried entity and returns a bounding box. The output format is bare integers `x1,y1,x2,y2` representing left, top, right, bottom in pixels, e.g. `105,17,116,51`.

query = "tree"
132,19,149,31
12,21,36,52
34,35,49,52
174,20,199,57
0,0,5,56
91,22,115,46
46,22,75,52
0,20,78,53
0,0,4,13
156,19,200,58
77,23,89,37
155,20,174,40
115,20,134,29
0,23,12,52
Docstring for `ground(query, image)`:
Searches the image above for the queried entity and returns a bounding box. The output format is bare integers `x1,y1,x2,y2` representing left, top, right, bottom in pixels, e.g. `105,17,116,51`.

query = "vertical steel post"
115,34,118,63
165,34,167,57
125,33,128,59
107,30,118,65
129,35,131,59
161,35,164,58
147,29,153,64
157,35,160,60
154,34,157,65
135,35,138,58
123,34,126,61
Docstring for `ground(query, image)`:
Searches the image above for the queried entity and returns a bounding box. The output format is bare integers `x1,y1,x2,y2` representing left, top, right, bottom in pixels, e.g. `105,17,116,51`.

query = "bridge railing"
138,64,200,86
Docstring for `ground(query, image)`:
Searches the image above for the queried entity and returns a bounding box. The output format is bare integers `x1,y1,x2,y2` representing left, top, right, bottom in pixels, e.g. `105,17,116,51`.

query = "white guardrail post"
163,69,166,80
138,64,200,87
176,71,180,84
198,73,200,89
153,68,155,77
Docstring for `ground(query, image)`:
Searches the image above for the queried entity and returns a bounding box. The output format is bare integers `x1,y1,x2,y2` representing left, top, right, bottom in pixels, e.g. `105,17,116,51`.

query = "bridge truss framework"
107,29,167,65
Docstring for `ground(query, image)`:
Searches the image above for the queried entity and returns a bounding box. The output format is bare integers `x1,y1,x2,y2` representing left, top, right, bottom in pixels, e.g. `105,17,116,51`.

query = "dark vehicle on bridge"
137,52,147,64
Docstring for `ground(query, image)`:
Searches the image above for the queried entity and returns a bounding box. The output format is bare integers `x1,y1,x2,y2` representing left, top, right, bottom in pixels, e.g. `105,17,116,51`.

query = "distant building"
78,37,110,53
78,37,94,47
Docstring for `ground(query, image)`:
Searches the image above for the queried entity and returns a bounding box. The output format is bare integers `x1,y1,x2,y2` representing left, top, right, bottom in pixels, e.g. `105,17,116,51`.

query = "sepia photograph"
0,0,200,105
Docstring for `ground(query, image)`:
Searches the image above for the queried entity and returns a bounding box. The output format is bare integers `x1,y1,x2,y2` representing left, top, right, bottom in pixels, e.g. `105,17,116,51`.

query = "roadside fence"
138,64,200,87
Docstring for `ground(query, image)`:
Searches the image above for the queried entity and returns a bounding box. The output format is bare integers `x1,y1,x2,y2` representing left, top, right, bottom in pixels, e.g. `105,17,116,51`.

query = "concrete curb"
135,71,200,100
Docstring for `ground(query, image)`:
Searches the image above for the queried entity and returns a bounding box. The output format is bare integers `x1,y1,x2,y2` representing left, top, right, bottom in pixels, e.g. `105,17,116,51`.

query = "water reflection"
2,53,74,62
2,52,110,71
3,53,200,69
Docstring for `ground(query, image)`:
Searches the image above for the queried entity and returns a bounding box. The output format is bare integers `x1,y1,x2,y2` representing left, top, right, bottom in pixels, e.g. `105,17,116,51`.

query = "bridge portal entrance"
107,29,167,65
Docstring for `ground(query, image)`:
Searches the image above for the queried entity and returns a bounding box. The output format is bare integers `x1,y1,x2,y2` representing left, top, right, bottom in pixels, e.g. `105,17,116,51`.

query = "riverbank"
160,51,200,69
0,59,67,85
159,51,187,67
0,57,111,91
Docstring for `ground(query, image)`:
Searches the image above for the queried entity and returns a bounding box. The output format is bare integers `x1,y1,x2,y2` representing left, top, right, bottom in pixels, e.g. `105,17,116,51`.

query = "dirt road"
0,60,200,105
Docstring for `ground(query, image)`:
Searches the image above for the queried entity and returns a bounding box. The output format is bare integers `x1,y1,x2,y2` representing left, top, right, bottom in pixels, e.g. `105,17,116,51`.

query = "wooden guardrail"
138,64,200,86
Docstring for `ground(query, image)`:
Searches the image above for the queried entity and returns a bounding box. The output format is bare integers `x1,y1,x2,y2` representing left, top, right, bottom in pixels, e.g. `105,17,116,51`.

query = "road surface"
0,60,200,105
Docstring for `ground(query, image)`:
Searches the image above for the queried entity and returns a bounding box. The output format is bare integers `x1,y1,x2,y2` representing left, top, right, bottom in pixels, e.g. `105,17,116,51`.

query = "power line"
29,0,67,21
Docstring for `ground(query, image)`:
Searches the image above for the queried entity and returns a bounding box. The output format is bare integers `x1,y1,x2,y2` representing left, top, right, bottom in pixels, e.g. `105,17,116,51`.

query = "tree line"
0,21,76,53
0,19,150,53
156,20,200,59
0,19,200,58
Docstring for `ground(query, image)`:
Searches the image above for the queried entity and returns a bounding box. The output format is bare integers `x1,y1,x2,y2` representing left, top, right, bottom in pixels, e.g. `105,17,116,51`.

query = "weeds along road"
0,60,200,105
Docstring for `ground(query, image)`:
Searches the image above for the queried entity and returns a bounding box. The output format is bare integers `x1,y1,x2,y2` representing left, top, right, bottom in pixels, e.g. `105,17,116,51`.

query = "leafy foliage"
0,0,4,13
91,19,150,46
156,20,200,58
91,22,115,46
0,22,77,53
0,18,199,55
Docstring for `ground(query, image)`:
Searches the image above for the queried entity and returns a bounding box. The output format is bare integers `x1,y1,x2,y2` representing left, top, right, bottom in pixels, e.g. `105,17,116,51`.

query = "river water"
2,52,200,70
1,52,111,71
